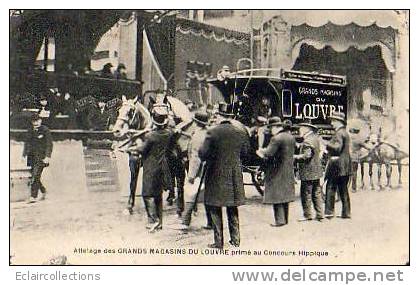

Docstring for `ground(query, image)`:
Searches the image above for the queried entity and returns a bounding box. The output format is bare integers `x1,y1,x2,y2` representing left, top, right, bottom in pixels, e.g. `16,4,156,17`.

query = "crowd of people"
11,62,133,130
22,90,353,249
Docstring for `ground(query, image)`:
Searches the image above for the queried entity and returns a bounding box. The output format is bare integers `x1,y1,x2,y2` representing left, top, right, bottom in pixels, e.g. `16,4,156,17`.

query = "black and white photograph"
9,9,409,266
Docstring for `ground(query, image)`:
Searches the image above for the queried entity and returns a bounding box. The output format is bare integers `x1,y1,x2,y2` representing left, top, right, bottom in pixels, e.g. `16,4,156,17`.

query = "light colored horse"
348,117,408,190
113,95,194,216
112,96,152,214
362,134,408,189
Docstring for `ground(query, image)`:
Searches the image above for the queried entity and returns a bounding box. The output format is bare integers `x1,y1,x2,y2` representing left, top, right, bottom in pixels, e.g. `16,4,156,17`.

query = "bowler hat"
266,116,283,127
329,112,346,123
298,119,318,130
193,111,210,126
218,102,234,116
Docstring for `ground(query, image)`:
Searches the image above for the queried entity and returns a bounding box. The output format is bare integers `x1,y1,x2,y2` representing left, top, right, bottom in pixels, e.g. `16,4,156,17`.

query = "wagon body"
207,68,348,194
208,69,347,138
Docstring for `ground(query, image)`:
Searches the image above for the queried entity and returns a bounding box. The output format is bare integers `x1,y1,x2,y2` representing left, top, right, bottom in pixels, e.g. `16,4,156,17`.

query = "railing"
10,129,114,142
10,69,143,102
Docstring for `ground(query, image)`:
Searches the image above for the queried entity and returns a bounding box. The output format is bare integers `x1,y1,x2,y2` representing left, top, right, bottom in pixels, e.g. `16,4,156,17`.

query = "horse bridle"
117,102,138,128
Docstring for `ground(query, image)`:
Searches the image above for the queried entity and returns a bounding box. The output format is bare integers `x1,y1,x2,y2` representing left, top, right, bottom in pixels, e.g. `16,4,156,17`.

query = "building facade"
182,10,408,146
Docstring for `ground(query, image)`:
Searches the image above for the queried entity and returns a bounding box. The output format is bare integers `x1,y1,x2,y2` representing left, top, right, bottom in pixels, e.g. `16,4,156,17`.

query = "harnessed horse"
112,96,152,214
348,119,409,190
113,94,195,216
361,134,408,189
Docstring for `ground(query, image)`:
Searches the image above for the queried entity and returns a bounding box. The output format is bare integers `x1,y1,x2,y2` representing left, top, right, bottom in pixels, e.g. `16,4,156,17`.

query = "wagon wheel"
251,168,265,196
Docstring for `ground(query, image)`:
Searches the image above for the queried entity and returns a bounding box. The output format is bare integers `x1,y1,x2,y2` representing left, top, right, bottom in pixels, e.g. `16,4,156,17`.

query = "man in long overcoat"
23,113,53,203
199,102,250,248
294,120,324,221
178,111,213,230
136,112,176,233
257,117,296,227
324,112,352,219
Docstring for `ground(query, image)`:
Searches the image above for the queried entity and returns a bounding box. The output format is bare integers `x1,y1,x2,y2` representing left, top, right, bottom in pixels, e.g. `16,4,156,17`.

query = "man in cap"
257,117,296,227
199,102,250,248
294,120,324,221
324,112,352,219
23,113,53,203
135,110,177,233
216,65,231,81
38,94,51,121
175,110,213,230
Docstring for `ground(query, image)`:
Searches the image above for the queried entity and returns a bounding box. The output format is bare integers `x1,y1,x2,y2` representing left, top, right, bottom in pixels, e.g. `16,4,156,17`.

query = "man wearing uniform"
23,113,53,203
199,102,250,248
257,117,296,227
136,111,176,233
324,112,352,219
294,120,324,221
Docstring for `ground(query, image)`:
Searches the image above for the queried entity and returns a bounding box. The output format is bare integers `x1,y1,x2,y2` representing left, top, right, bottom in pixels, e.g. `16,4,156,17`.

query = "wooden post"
135,13,144,96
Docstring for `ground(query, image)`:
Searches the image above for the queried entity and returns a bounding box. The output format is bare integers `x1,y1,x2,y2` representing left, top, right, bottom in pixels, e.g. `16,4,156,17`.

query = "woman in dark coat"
136,112,175,233
257,117,296,227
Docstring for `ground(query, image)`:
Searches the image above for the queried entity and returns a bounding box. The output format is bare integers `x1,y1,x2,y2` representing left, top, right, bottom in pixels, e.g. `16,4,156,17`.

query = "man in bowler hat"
23,113,53,203
324,112,352,219
177,110,213,230
257,117,296,227
199,102,249,248
294,120,324,221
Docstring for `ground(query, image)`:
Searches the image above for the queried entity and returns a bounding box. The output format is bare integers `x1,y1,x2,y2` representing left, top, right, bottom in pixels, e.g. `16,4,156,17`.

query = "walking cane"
191,163,207,214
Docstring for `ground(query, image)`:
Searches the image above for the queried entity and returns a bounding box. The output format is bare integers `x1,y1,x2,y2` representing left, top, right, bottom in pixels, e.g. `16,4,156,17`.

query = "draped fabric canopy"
293,44,390,116
10,10,127,73
261,10,403,30
144,15,177,90
290,22,397,73
176,18,249,46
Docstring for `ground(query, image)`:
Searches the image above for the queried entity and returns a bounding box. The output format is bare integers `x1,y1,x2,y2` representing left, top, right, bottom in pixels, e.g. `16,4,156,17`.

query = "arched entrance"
292,44,392,119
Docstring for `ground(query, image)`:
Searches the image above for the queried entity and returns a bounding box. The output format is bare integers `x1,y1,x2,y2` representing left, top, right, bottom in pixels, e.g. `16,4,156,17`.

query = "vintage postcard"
9,9,409,265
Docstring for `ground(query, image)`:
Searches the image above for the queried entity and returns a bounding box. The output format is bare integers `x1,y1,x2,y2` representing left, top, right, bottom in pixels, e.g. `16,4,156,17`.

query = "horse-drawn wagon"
207,67,348,194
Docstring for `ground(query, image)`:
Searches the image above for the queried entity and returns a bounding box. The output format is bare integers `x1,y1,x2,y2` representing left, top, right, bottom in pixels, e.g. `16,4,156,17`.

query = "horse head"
112,96,152,138
113,99,137,138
